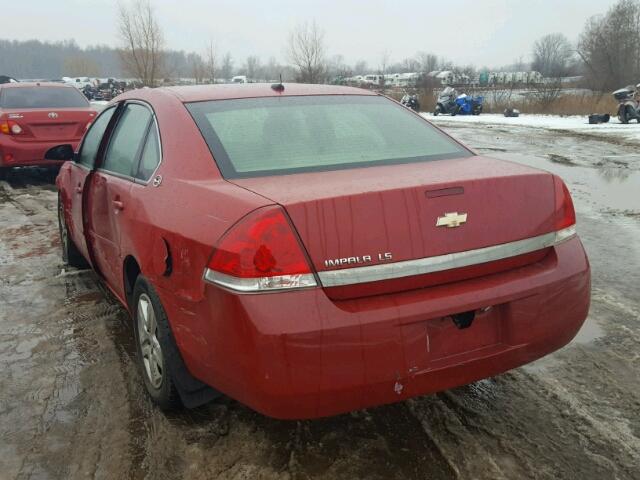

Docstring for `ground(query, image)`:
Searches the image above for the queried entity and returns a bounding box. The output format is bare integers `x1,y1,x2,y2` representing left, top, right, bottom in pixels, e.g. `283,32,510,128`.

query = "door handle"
112,200,124,211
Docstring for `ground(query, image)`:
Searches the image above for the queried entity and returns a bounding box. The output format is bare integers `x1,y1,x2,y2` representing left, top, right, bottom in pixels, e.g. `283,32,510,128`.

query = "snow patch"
425,112,640,145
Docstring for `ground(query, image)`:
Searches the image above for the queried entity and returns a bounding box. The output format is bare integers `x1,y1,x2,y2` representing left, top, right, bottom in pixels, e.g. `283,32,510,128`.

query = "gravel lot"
1,122,638,480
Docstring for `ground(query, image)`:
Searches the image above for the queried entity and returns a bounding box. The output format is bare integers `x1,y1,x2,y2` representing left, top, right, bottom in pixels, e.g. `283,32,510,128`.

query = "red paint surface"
57,84,591,419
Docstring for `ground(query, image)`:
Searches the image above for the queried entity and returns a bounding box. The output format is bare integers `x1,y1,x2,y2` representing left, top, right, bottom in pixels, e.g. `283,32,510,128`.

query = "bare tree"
377,51,390,90
530,80,564,111
416,52,439,73
117,0,165,86
205,40,217,83
328,54,351,80
244,55,261,81
220,52,234,81
378,51,390,75
287,20,326,83
578,0,640,90
187,52,205,84
401,57,420,73
532,33,574,78
353,60,368,75
264,56,281,82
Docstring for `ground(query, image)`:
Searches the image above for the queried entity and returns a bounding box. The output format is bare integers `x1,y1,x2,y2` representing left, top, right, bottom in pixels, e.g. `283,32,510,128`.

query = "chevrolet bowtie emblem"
436,212,468,228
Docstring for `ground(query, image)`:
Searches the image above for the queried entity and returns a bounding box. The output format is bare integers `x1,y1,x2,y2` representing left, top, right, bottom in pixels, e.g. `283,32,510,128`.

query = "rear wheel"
434,105,441,116
58,194,88,268
0,167,9,181
133,276,181,410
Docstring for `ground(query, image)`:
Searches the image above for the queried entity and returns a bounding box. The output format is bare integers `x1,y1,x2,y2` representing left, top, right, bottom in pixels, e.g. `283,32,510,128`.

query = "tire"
619,105,630,124
133,275,182,410
434,105,441,116
0,167,8,181
58,194,89,268
48,166,61,182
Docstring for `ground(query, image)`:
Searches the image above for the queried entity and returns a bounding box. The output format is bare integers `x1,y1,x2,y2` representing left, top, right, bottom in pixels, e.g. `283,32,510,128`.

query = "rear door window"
77,106,116,168
0,86,89,108
135,122,161,181
102,104,152,177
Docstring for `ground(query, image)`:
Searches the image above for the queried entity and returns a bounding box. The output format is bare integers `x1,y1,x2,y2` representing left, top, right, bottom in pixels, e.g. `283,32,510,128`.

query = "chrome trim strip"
203,269,317,292
317,226,577,287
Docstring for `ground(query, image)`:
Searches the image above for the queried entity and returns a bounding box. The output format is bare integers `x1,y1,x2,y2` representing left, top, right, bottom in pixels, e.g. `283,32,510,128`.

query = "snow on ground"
424,112,640,145
89,100,109,110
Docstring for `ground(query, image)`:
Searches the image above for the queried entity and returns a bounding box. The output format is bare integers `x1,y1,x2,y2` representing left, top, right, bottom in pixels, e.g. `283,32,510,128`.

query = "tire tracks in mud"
0,179,137,479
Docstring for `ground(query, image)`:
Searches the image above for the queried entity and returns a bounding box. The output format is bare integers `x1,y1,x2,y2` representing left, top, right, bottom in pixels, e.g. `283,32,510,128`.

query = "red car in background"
53,84,590,419
0,82,96,178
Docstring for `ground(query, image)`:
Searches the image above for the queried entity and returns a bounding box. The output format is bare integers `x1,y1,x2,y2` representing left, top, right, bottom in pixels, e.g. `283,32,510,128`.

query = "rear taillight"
203,206,317,292
553,176,576,243
0,120,23,135
553,176,576,230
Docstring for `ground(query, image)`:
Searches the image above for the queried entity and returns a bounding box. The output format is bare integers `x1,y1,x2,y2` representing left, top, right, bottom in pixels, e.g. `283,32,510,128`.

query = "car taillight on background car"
553,175,577,242
204,206,317,292
0,120,23,135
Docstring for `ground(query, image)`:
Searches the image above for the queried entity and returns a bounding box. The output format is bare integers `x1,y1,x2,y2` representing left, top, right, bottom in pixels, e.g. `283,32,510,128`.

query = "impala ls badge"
48,112,58,119
324,252,393,268
436,212,468,228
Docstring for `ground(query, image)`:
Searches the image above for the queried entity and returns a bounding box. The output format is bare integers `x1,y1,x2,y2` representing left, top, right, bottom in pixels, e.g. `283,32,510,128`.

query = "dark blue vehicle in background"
434,87,483,116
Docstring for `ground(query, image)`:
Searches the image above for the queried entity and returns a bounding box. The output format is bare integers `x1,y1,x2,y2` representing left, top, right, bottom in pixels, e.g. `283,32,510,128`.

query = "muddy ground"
0,123,638,480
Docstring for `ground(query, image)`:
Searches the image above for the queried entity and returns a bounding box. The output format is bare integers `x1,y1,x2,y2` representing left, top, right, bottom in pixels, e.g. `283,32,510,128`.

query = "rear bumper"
167,236,590,419
0,136,80,168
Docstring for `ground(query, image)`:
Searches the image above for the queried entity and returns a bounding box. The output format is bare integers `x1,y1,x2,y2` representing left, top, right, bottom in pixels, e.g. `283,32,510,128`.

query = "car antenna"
271,74,284,92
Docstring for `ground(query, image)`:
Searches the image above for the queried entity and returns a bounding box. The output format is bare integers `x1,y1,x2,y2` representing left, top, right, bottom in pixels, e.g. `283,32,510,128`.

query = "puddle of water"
572,316,604,344
490,152,640,213
523,315,604,374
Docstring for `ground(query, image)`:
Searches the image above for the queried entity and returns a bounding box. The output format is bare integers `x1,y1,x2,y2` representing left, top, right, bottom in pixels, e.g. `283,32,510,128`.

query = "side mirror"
44,144,74,161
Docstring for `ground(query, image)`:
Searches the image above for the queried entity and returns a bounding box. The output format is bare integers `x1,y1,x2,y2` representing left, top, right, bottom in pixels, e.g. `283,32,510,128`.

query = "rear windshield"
187,95,470,178
0,86,89,109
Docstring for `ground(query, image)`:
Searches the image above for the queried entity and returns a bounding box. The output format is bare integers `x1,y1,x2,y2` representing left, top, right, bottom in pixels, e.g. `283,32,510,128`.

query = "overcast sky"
5,0,619,68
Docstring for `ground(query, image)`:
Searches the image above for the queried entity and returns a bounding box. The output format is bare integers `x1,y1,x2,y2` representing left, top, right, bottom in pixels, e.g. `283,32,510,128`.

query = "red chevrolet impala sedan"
0,82,96,177
53,84,590,419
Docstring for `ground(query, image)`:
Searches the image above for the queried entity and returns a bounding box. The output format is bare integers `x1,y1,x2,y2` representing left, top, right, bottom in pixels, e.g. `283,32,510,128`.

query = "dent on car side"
57,85,590,419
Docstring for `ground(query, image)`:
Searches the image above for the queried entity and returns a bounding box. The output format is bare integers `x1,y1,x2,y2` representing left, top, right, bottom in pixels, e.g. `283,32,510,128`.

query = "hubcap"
137,293,164,389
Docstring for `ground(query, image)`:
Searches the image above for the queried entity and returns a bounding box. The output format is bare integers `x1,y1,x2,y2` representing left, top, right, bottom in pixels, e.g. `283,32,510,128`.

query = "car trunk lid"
230,156,557,299
1,108,95,141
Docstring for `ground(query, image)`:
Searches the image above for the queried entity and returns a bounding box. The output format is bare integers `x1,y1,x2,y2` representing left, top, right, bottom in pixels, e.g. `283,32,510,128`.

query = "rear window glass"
186,95,470,178
0,86,89,109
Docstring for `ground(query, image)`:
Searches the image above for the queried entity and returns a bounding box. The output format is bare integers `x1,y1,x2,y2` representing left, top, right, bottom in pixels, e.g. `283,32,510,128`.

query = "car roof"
156,83,377,103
